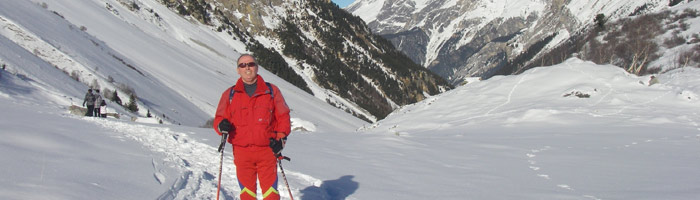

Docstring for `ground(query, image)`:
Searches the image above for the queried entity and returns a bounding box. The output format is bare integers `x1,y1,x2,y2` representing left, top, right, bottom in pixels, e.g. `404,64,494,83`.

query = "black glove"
218,119,231,134
269,137,286,156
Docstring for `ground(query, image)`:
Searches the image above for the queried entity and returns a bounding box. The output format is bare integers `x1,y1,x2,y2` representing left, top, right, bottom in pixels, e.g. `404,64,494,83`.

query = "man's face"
237,55,258,84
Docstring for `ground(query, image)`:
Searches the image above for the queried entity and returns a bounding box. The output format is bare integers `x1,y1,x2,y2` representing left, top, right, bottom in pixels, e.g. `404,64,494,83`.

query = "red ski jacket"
213,75,291,147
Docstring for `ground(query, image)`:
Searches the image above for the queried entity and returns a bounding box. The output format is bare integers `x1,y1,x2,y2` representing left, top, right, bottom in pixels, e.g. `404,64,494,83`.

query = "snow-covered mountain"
0,0,368,128
3,1,700,199
156,0,452,121
4,54,700,199
347,0,685,84
0,0,451,125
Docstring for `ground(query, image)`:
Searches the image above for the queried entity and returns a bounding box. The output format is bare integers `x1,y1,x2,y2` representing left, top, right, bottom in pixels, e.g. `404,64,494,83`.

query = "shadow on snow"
0,71,37,96
299,175,358,200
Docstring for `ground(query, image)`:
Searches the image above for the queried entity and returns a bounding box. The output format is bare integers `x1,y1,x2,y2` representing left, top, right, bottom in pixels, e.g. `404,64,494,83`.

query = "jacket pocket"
252,104,273,125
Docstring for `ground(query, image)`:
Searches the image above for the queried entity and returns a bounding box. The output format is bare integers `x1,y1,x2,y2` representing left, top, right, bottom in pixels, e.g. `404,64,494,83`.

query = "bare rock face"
348,0,667,84
162,0,452,121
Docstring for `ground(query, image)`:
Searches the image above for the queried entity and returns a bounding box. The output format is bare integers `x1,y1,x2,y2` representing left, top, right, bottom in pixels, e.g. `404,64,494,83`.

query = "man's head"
88,89,93,93
237,54,258,84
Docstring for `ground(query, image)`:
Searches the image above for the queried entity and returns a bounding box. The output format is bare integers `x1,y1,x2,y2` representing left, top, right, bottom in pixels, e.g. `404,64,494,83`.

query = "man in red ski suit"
213,54,291,200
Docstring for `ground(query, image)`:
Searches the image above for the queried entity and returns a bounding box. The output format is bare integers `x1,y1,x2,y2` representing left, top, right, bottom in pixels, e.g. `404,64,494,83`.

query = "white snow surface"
4,40,700,200
3,0,700,200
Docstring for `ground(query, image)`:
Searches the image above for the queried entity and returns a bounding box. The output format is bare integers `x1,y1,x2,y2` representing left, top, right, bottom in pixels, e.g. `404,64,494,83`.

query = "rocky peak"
348,0,669,84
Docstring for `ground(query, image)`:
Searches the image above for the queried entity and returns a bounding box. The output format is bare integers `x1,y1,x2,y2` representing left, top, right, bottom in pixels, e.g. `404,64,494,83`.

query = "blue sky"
332,0,355,8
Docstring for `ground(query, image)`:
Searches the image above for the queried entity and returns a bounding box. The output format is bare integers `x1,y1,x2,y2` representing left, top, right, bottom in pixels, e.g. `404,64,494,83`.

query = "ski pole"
277,155,294,200
216,133,228,200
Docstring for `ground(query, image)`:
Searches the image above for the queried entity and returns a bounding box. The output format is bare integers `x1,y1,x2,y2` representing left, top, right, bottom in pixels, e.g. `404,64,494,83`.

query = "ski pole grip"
217,133,228,153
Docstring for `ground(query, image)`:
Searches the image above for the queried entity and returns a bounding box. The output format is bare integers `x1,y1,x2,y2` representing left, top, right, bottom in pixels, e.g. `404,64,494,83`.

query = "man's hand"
269,133,286,157
218,119,231,134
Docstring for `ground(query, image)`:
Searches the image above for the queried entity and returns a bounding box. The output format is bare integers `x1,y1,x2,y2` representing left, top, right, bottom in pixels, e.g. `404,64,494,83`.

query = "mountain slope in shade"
157,0,453,121
348,0,679,83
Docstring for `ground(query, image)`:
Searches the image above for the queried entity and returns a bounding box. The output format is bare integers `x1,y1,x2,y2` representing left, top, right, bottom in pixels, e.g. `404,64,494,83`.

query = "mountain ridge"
0,0,451,124
156,0,453,121
347,0,676,83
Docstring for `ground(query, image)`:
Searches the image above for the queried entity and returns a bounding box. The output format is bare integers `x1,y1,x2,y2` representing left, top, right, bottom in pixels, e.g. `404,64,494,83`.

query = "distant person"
82,89,96,116
213,54,291,200
93,89,103,117
99,100,107,118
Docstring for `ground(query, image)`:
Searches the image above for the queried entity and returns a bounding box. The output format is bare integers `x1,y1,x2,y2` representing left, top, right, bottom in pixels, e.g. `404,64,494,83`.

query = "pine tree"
126,94,139,113
595,14,606,30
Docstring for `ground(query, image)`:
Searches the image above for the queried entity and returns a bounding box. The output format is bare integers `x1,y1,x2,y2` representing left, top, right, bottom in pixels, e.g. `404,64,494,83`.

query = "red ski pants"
233,146,279,200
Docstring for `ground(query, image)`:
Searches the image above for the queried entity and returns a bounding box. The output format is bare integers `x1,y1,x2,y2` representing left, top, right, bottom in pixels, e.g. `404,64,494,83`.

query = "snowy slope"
3,0,700,199
3,55,700,199
0,0,365,130
356,58,700,199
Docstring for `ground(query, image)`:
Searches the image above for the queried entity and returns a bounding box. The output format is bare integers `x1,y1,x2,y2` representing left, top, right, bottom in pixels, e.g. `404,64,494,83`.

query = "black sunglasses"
238,62,257,68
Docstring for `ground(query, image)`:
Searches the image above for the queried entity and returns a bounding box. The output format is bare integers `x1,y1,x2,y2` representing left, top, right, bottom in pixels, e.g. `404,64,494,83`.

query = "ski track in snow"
89,117,233,199
79,117,303,200
524,116,700,200
152,159,165,185
514,64,616,200
526,138,663,199
526,145,604,200
447,68,537,125
686,112,700,142
485,68,536,116
590,90,673,118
